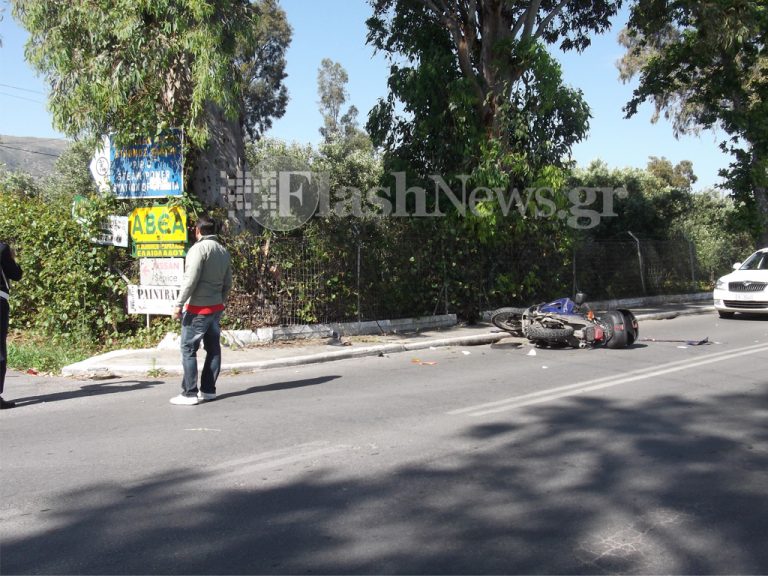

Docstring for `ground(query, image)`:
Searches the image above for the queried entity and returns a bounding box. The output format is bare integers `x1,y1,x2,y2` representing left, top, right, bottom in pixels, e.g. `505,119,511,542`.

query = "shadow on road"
3,384,767,574
215,375,341,400
9,379,165,407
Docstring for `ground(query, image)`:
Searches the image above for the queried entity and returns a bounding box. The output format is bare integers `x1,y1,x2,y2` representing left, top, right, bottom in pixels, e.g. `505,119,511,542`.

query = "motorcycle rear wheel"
600,309,639,349
525,324,575,342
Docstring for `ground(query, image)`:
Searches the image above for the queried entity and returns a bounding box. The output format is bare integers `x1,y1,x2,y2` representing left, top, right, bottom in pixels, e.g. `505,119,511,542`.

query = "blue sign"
110,129,183,199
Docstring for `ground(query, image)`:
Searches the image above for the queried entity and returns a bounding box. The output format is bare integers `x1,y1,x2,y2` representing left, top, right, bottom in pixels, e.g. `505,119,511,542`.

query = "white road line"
449,342,768,417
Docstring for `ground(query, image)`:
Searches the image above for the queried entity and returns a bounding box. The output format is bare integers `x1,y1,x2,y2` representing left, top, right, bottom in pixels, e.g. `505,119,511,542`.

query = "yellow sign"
129,206,187,243
132,242,187,258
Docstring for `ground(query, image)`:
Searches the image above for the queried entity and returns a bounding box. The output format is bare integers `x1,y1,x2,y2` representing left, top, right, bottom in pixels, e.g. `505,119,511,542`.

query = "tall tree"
12,0,290,207
368,0,621,144
317,58,349,142
646,156,697,192
242,0,291,141
316,59,372,155
619,0,768,245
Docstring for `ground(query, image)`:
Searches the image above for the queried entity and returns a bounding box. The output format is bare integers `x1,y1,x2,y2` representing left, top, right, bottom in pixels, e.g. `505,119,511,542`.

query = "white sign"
89,136,111,194
93,216,129,247
127,285,181,315
139,258,184,286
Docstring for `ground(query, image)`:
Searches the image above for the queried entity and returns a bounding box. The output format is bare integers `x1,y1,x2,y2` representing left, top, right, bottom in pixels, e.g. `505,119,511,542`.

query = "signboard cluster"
127,258,185,315
89,130,188,316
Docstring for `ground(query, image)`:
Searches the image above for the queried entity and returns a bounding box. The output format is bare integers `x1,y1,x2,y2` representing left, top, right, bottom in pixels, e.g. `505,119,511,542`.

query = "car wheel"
717,311,735,319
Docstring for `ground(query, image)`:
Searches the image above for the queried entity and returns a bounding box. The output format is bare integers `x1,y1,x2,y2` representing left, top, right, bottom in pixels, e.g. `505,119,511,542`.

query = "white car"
713,247,768,318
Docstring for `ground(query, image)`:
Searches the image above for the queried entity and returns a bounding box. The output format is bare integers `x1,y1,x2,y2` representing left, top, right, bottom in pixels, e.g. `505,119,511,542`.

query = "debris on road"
411,358,437,366
641,337,710,346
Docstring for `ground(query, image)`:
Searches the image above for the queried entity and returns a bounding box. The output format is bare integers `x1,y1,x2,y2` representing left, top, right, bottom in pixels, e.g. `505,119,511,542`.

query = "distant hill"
0,135,72,178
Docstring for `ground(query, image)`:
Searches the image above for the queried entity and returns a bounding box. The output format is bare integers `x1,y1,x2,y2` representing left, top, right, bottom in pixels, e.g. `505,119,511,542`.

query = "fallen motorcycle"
491,293,638,349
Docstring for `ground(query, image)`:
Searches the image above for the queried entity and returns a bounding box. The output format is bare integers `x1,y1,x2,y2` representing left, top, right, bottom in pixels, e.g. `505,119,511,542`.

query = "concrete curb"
217,314,459,348
633,305,714,321
591,292,712,310
61,331,514,377
61,300,716,378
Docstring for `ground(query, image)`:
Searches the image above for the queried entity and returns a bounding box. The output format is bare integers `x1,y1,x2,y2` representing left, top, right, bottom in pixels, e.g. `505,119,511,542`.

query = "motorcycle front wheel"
491,307,525,335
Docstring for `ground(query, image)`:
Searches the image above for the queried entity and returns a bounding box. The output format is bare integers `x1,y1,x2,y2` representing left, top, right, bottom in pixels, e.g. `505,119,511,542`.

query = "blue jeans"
180,310,223,396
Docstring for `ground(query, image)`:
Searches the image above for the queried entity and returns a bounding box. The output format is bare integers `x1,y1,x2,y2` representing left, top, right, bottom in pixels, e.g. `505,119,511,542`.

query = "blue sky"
0,0,730,190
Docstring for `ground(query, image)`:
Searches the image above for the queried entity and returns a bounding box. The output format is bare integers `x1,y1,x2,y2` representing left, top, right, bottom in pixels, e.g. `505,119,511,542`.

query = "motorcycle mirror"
574,292,586,306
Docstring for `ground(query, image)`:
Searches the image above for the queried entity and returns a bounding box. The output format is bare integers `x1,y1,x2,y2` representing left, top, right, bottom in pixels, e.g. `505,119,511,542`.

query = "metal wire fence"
224,234,707,329
572,238,702,300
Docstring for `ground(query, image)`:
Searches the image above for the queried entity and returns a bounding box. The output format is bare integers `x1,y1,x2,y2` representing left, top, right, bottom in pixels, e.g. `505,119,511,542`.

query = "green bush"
1,177,132,339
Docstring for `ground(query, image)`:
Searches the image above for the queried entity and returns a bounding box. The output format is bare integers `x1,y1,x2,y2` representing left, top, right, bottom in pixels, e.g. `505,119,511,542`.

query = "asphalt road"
1,313,767,574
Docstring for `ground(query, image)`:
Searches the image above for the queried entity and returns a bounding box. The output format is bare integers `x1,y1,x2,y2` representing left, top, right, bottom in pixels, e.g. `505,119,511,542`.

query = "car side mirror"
732,262,741,270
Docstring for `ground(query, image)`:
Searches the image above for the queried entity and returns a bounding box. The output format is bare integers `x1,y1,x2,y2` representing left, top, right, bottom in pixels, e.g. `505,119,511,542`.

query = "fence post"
627,231,647,295
356,241,362,324
443,238,449,315
688,240,697,290
572,245,577,295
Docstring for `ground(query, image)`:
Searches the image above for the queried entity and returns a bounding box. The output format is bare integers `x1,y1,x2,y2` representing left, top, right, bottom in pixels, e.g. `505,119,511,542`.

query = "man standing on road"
1,241,23,410
170,215,232,406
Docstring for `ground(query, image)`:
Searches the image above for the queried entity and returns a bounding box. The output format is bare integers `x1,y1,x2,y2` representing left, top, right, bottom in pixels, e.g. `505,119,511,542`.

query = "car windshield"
739,251,768,270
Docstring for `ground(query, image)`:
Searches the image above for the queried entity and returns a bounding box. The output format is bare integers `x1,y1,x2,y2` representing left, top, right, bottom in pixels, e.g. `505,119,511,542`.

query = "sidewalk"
59,296,715,378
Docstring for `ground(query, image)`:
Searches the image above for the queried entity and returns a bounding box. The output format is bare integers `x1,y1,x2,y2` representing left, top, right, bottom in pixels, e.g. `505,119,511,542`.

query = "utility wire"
0,90,46,104
0,143,61,157
0,82,46,94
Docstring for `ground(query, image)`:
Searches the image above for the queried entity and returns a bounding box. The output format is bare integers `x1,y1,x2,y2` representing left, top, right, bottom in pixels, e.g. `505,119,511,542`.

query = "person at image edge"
1,241,23,410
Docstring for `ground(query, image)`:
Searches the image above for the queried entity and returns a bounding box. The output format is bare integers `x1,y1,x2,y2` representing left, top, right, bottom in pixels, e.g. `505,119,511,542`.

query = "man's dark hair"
196,215,217,235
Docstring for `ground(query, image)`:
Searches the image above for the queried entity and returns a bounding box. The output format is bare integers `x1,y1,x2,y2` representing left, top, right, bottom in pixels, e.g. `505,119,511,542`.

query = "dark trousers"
1,299,9,395
180,310,223,396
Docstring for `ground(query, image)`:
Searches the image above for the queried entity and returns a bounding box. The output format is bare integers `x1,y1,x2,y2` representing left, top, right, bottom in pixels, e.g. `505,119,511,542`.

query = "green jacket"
175,235,232,308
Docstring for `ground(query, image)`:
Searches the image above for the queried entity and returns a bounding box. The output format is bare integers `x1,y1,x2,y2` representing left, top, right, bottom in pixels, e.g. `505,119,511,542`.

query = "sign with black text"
132,242,187,258
127,285,181,315
93,216,129,247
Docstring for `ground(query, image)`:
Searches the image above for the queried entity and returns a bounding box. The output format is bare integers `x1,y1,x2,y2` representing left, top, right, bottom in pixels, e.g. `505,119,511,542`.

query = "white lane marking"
449,342,768,417
449,343,766,415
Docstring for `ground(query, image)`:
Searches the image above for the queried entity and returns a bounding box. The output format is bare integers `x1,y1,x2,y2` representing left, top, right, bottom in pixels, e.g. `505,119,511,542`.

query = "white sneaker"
170,394,199,406
197,391,217,402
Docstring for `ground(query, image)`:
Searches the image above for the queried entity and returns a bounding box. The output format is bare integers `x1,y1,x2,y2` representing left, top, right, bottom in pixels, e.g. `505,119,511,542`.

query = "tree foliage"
12,0,289,148
569,158,695,240
619,0,768,244
569,157,753,280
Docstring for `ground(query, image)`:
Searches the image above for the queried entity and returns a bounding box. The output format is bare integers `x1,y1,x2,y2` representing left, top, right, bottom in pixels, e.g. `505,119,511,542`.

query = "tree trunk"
189,103,250,231
754,184,768,246
749,151,768,246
